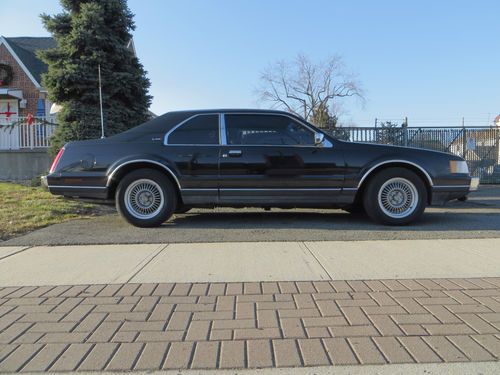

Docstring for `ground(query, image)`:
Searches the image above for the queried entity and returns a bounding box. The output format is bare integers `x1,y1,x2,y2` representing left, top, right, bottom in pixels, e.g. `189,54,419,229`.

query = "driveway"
3,186,500,246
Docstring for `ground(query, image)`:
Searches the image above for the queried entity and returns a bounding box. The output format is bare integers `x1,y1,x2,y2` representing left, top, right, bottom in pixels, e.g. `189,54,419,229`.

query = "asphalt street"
3,186,500,246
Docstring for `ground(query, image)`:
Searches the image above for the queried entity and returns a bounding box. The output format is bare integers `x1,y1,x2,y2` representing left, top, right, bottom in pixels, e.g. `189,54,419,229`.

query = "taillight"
49,147,65,173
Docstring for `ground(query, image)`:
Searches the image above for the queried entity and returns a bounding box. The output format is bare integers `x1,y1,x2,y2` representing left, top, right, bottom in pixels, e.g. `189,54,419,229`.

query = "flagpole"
98,64,105,138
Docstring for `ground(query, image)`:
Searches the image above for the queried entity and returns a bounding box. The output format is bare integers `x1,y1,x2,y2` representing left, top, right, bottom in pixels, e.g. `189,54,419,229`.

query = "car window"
168,115,219,145
225,114,314,146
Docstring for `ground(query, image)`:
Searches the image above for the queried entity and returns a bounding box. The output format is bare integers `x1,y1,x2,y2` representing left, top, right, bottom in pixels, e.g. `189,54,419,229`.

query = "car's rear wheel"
116,169,176,227
363,167,427,225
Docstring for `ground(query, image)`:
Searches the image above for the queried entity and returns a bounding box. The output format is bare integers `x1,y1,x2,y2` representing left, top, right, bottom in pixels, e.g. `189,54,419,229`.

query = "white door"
0,99,19,149
0,99,18,125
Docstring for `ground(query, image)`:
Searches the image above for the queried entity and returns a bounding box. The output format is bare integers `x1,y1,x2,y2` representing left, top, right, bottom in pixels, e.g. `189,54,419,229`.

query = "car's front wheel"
116,169,176,227
342,202,365,215
363,167,427,225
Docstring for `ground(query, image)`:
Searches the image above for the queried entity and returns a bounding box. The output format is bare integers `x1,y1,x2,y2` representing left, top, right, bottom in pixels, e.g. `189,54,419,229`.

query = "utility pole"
98,64,105,139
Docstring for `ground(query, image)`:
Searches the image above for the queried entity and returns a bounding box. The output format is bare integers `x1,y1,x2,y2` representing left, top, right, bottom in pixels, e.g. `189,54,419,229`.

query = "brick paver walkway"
0,278,499,372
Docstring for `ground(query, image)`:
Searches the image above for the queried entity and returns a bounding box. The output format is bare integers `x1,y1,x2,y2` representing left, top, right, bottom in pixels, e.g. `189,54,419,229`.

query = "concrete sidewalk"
0,239,500,286
1,239,500,373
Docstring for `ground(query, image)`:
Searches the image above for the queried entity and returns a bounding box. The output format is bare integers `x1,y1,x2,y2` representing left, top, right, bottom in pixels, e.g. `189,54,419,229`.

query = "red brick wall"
0,43,42,116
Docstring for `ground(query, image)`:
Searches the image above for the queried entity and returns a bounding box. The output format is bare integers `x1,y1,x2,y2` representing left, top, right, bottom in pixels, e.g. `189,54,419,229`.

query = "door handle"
226,150,242,157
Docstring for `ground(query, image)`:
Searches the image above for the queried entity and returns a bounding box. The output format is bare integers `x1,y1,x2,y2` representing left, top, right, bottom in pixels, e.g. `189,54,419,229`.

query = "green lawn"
0,182,108,241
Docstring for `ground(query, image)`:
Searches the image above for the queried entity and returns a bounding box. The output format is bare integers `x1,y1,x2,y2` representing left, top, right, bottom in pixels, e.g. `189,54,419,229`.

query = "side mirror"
314,132,325,146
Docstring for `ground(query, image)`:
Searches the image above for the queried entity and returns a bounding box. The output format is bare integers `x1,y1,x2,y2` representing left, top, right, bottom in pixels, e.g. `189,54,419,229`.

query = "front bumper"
431,176,479,205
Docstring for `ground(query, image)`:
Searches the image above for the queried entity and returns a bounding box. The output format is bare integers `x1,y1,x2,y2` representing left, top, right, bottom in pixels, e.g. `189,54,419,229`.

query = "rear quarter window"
168,115,219,145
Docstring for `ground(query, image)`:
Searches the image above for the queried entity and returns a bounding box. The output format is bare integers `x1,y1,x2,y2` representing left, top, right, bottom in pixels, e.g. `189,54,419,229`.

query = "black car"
44,109,478,227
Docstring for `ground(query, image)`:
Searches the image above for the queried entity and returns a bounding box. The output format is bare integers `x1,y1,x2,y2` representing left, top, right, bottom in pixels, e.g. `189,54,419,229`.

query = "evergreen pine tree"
39,0,152,153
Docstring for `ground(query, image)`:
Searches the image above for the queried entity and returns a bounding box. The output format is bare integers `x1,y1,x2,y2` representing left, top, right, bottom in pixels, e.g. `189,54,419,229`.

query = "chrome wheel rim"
124,179,164,220
378,177,418,219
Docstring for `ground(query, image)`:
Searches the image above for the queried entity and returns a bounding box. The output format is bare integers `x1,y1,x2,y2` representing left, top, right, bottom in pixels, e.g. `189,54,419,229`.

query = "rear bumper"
47,185,109,199
44,173,109,200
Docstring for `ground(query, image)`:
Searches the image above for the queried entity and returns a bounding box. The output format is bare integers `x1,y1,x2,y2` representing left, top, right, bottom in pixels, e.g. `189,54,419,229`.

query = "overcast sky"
2,0,499,126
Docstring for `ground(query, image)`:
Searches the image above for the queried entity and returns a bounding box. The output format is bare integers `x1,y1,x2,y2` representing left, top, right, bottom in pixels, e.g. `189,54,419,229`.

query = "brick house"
0,36,146,124
0,36,146,179
0,36,57,124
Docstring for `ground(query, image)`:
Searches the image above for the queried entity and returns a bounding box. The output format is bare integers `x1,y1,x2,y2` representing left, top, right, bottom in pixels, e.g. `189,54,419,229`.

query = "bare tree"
257,54,363,129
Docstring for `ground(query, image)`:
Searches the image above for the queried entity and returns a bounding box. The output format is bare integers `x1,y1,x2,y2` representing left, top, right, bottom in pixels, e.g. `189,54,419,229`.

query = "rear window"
167,115,219,145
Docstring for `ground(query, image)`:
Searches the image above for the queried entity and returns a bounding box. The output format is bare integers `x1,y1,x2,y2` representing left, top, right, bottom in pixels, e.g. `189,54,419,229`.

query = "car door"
218,113,345,205
164,113,220,204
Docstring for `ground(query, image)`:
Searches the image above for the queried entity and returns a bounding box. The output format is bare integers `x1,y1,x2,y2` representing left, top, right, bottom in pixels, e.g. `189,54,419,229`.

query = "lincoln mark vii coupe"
44,109,479,227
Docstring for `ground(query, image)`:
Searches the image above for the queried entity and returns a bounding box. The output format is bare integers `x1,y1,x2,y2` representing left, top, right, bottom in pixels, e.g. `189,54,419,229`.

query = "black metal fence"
328,127,500,184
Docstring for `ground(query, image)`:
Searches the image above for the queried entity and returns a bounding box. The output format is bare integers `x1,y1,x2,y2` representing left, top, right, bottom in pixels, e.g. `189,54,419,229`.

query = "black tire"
342,202,365,215
363,167,427,225
116,168,177,227
175,205,192,214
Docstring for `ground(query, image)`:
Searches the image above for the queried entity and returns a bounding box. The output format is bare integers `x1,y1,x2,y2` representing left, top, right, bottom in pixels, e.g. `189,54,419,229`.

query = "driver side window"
225,114,314,146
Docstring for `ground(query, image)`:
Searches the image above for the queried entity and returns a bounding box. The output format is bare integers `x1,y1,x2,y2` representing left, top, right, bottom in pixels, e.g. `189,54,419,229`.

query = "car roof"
113,108,311,139
167,108,300,116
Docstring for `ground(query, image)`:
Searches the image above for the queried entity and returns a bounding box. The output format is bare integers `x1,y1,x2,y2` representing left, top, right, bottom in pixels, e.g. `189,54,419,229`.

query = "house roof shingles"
4,37,56,85
4,37,137,87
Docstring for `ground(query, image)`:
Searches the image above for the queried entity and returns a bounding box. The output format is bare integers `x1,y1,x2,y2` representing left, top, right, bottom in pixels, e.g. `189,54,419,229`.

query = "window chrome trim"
220,144,330,148
163,113,220,146
107,159,181,190
358,160,434,188
221,112,333,148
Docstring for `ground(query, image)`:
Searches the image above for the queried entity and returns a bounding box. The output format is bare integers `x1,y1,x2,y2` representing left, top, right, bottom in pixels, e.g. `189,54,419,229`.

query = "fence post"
462,117,466,157
403,117,408,146
16,122,21,150
496,127,500,166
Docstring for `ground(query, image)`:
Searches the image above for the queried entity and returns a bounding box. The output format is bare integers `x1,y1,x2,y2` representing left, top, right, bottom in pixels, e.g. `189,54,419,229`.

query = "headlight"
449,160,469,174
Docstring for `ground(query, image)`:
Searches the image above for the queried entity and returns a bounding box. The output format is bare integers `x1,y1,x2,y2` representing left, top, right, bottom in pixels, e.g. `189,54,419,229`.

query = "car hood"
344,141,462,160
